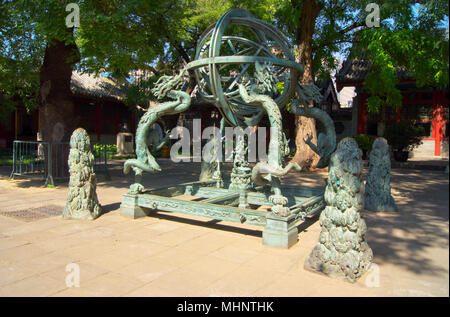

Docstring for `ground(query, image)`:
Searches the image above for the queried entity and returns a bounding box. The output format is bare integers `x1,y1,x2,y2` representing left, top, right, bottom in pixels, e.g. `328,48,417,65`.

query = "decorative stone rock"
365,137,397,212
63,128,102,220
304,137,373,283
199,133,223,187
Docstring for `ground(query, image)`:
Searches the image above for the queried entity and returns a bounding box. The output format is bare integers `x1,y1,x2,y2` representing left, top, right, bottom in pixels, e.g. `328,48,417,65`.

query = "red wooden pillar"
357,93,367,134
433,91,445,157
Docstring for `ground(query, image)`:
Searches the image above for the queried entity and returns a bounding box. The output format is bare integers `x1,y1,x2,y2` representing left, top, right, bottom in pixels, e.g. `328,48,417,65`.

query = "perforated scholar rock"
305,138,373,283
365,137,397,212
63,128,102,220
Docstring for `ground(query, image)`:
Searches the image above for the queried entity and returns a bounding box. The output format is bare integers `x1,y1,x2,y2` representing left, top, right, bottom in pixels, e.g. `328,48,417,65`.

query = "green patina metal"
120,9,337,248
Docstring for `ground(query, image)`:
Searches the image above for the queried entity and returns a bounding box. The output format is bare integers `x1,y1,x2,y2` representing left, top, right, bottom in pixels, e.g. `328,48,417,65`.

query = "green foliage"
353,134,374,151
358,1,449,113
0,0,81,121
383,121,425,152
0,0,47,122
0,147,13,166
262,0,449,113
1,0,448,123
93,144,117,159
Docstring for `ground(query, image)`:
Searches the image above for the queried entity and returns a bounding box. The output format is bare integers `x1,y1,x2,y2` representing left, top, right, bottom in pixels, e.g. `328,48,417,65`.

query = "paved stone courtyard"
0,159,448,296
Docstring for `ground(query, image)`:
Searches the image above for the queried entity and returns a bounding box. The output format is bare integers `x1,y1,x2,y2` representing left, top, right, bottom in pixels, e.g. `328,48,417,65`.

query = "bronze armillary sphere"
185,9,304,127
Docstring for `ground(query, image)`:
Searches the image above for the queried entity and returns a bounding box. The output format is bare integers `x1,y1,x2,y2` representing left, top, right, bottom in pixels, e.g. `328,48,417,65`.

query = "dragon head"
151,69,188,100
253,61,279,97
296,83,323,106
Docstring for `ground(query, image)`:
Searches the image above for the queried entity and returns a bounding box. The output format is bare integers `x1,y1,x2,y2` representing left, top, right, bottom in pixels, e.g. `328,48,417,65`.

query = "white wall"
410,140,436,158
441,140,449,158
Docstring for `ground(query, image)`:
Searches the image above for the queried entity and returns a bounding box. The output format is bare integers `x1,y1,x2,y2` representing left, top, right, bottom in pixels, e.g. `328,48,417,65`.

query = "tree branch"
338,21,365,35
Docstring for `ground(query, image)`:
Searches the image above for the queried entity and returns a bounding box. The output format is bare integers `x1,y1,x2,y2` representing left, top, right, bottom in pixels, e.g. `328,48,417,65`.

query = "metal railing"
9,140,111,186
92,144,112,181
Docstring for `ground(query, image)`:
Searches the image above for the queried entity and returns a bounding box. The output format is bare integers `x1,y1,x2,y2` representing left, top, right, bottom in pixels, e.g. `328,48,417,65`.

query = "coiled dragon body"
124,71,190,194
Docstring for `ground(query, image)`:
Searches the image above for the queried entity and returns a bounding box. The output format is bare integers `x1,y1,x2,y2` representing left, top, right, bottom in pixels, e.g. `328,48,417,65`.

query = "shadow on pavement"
363,169,449,277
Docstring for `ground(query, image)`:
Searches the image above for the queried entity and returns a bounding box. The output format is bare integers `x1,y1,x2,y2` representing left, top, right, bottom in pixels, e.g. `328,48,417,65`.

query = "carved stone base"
120,195,151,219
262,216,298,248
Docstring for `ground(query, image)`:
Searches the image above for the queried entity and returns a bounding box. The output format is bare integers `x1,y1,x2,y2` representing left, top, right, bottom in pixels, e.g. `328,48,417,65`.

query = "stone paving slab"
0,161,448,297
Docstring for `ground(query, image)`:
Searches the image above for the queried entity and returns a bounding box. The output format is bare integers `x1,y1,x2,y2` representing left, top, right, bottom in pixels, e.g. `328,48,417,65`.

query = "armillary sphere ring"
185,9,304,127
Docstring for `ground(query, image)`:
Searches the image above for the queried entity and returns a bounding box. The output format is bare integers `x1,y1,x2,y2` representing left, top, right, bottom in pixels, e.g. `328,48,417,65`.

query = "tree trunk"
39,37,80,143
39,36,80,181
290,0,323,170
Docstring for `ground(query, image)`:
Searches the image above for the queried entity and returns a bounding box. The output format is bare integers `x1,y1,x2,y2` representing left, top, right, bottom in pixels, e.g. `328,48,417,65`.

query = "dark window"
407,93,419,100
414,122,432,138
118,105,130,117
102,104,116,119
400,104,432,120
79,118,95,134
367,110,381,121
366,122,378,136
422,93,433,100
445,122,449,138
77,102,97,134
79,103,96,117
367,106,397,121
334,122,345,135
417,105,433,120
101,120,116,134
118,105,132,132
382,106,397,120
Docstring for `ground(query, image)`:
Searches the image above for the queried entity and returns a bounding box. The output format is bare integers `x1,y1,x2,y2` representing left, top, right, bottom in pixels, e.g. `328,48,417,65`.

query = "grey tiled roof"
336,54,411,86
70,71,126,100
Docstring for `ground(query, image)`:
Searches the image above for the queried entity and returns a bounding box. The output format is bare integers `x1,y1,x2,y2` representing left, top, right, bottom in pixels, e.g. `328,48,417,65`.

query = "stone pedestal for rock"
365,137,397,212
63,128,102,220
305,137,373,283
116,132,134,155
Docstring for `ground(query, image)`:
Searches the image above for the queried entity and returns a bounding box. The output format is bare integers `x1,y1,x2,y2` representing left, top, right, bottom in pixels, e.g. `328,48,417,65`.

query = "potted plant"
383,121,424,162
352,134,374,160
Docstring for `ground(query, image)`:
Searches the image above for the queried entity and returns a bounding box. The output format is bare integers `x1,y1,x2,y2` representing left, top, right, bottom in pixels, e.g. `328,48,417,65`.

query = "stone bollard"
365,137,397,212
63,128,102,220
304,137,373,283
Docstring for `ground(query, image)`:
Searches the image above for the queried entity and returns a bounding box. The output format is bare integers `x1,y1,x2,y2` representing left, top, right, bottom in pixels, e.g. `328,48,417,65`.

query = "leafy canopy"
1,0,448,118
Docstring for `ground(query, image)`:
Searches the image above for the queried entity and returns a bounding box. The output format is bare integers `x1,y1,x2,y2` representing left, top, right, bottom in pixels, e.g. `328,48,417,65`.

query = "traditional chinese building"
336,57,449,158
0,72,136,147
